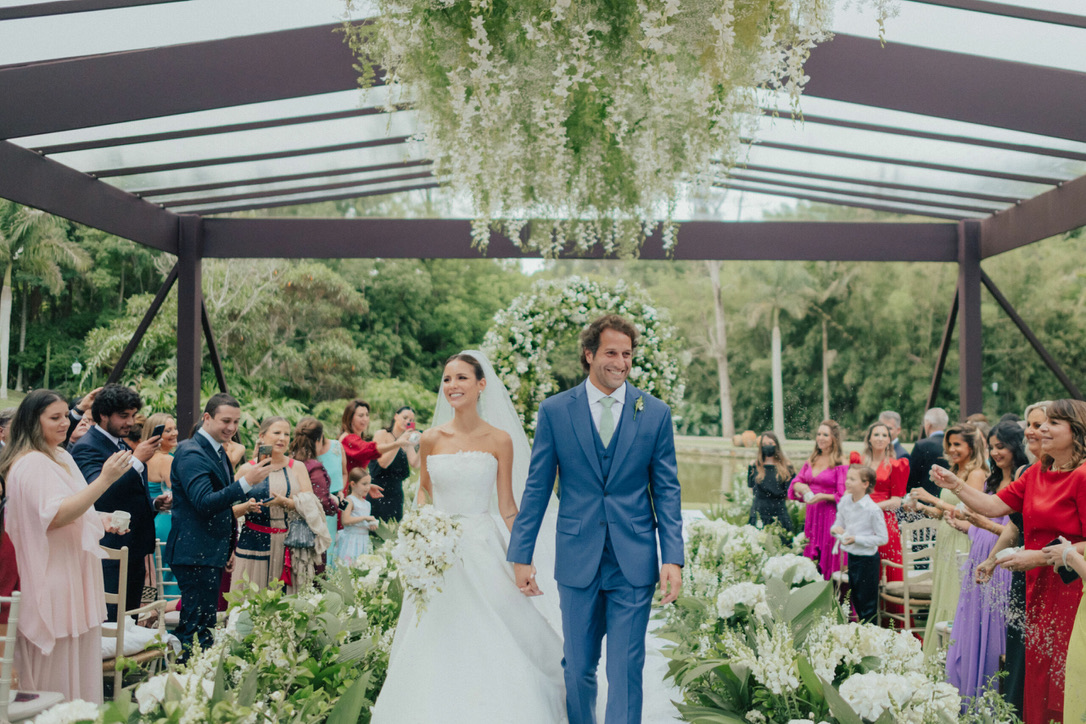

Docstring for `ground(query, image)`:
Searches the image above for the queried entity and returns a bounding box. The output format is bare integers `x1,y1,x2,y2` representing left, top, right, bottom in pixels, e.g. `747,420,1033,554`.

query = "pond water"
678,451,748,508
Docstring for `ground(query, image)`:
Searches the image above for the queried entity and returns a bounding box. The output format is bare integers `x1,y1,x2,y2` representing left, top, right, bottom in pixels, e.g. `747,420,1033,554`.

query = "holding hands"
514,562,542,597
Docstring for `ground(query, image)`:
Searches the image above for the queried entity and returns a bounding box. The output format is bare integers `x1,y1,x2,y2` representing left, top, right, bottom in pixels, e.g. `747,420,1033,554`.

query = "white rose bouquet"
389,505,464,614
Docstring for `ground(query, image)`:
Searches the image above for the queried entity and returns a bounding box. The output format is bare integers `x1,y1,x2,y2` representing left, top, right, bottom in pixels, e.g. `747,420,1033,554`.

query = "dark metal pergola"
1,1,1085,435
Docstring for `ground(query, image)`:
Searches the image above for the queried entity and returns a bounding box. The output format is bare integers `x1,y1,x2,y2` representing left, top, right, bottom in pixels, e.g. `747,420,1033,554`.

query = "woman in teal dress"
316,432,346,555
910,423,989,656
143,413,179,595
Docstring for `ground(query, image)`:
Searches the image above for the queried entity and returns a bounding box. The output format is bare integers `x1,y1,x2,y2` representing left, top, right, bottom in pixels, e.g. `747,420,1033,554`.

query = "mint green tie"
599,397,616,447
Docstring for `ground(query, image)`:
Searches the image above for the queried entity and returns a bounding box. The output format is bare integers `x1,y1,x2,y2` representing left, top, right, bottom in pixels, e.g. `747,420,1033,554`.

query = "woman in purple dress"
788,419,848,579
947,421,1028,707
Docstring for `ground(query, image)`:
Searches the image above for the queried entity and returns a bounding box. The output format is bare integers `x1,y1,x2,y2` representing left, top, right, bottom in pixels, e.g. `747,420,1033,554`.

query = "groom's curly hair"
580,314,638,372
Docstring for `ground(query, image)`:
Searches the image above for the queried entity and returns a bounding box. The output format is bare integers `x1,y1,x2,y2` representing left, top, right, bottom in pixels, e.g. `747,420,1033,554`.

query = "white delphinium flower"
389,505,464,613
31,699,102,724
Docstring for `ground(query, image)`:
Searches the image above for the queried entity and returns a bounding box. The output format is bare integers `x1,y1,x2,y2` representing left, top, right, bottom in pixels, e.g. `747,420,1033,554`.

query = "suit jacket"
893,440,910,462
508,381,684,589
907,432,947,498
70,426,156,557
166,432,249,568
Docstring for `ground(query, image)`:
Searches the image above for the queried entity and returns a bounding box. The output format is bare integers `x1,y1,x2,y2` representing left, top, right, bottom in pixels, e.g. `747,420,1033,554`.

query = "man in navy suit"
509,314,684,724
71,384,168,619
907,407,950,498
879,410,910,462
167,393,269,656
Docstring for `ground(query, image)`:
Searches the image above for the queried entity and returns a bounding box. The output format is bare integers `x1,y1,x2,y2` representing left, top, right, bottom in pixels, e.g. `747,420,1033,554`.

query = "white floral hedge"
483,275,685,433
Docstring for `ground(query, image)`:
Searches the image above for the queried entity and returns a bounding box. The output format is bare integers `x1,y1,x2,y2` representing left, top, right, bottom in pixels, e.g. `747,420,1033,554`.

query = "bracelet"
1064,545,1073,569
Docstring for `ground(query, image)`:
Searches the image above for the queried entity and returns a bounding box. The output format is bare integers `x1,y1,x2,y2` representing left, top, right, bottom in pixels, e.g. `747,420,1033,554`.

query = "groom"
509,313,684,724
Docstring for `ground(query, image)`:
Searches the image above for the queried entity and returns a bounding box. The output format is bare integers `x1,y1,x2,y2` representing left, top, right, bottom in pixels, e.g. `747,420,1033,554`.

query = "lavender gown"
946,519,1011,706
788,462,848,580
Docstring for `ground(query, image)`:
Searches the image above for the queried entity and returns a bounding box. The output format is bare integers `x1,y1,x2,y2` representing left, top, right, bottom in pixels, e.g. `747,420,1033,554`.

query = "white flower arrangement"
30,700,101,724
388,504,464,613
344,0,896,257
715,581,769,620
838,671,960,723
764,553,821,585
134,672,215,717
483,276,684,432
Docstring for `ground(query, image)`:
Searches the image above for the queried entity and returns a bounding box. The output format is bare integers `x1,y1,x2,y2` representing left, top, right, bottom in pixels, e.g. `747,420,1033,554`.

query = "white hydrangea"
839,671,960,723
764,554,820,584
134,672,215,716
31,700,101,724
715,581,768,619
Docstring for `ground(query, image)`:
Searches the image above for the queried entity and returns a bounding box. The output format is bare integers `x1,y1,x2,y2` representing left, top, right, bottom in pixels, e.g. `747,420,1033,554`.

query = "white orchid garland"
482,276,685,432
343,0,896,257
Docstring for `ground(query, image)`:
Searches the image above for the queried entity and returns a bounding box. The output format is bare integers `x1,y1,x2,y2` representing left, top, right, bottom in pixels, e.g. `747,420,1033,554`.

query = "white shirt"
833,493,888,556
197,427,252,494
95,426,145,475
585,379,625,437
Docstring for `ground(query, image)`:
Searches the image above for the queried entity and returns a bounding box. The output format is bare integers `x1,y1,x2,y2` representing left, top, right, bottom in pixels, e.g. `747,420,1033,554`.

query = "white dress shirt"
95,426,146,475
833,493,888,556
585,379,625,437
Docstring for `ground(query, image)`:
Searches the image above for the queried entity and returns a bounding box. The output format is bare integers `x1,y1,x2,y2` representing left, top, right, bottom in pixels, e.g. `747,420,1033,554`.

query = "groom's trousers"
558,533,655,724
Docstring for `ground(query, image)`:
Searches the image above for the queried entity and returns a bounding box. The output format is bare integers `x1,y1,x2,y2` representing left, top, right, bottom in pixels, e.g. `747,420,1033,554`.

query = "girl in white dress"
370,353,565,724
335,468,377,565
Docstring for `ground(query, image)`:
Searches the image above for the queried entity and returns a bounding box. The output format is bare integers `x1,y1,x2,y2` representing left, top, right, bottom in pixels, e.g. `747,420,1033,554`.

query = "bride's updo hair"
445,353,484,380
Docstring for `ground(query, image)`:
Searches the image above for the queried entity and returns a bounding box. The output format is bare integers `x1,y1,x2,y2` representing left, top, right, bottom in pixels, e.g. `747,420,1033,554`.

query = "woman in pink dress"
789,419,848,579
0,389,133,703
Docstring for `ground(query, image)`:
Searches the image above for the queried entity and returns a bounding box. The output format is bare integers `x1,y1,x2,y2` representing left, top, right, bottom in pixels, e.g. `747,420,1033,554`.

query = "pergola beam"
189,182,442,216
0,141,178,252
980,174,1086,258
719,181,971,221
803,34,1086,143
0,0,187,20
200,218,959,261
905,0,1086,29
160,170,435,209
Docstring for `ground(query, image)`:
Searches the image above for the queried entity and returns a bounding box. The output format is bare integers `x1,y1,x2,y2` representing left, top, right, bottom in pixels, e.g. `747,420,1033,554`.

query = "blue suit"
167,431,249,654
509,381,684,724
70,427,156,617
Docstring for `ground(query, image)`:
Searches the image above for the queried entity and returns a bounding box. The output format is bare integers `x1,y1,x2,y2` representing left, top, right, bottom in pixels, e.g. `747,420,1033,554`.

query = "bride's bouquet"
389,505,463,615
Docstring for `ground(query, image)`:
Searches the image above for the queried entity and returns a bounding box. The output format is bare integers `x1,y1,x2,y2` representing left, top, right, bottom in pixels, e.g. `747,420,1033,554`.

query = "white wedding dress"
370,451,567,724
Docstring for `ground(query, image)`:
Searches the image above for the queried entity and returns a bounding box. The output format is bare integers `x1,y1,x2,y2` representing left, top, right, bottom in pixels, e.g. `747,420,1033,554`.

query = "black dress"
370,448,410,522
1003,510,1026,719
747,464,794,533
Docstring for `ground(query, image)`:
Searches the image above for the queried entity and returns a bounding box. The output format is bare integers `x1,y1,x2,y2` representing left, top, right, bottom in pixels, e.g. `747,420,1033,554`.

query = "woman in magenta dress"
946,421,1026,708
1,390,134,703
789,419,848,579
933,399,1086,724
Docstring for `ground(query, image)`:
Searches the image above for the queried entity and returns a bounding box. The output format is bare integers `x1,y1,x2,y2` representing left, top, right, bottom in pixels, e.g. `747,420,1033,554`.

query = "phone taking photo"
257,444,273,462
152,423,165,438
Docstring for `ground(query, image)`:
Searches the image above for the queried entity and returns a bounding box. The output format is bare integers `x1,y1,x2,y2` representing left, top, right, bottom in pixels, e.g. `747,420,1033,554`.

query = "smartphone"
405,421,416,430
15,692,40,702
152,423,165,438
1049,538,1082,584
257,444,273,462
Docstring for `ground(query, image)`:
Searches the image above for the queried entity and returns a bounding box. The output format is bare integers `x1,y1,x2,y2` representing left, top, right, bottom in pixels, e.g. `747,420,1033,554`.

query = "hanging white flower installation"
343,0,892,257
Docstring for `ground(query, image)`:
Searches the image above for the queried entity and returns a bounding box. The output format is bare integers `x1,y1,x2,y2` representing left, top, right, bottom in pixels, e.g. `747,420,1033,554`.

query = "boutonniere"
634,395,644,420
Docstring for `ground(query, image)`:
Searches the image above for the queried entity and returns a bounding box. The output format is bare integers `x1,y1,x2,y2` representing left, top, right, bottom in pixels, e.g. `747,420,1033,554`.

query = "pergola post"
957,220,984,417
176,215,203,438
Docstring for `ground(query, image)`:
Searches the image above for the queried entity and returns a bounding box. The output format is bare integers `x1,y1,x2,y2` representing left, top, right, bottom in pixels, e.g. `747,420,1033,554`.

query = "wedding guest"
831,464,888,623
289,417,339,572
788,420,848,579
370,407,422,522
747,431,794,534
932,399,1086,724
907,407,949,497
62,386,101,448
314,423,346,549
0,477,18,638
168,394,270,657
914,423,988,657
967,412,991,439
144,413,178,595
850,421,909,617
338,399,414,499
70,384,168,618
232,417,315,593
1044,535,1086,724
1,389,133,702
974,401,1050,719
946,421,1026,707
879,410,909,461
335,468,378,567
0,406,16,446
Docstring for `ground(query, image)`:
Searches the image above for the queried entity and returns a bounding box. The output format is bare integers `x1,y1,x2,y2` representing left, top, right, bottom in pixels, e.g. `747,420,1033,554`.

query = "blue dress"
146,479,178,596
318,440,345,552
335,494,373,565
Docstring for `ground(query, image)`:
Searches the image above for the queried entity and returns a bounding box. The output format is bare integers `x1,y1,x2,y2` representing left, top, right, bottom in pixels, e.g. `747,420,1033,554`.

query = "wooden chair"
0,591,63,722
879,518,938,634
152,540,181,631
100,546,171,694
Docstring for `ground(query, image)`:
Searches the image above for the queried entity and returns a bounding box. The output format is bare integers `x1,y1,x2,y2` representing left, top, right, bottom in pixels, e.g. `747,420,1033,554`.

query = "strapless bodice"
427,451,498,517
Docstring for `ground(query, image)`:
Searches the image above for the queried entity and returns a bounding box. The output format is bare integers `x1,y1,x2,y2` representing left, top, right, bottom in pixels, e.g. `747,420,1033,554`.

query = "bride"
369,352,566,724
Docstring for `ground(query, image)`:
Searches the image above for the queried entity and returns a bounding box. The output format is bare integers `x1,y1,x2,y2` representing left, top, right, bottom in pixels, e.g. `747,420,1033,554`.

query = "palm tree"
743,262,812,439
804,262,857,421
705,260,735,438
0,201,90,398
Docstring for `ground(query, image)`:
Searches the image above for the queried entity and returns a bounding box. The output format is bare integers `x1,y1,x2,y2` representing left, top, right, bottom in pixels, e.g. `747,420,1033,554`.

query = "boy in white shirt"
831,464,889,624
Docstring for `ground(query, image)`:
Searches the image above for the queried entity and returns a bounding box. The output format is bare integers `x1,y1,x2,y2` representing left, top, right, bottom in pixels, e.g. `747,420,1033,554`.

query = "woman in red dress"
933,398,1086,724
338,399,414,487
850,421,909,620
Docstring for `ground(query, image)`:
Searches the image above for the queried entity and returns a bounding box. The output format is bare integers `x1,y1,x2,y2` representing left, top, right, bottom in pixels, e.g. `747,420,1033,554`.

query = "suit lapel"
567,385,604,483
607,382,640,484
194,432,230,489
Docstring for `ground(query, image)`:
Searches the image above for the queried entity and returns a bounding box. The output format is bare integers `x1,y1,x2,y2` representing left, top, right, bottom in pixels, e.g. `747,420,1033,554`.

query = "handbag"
284,516,316,549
